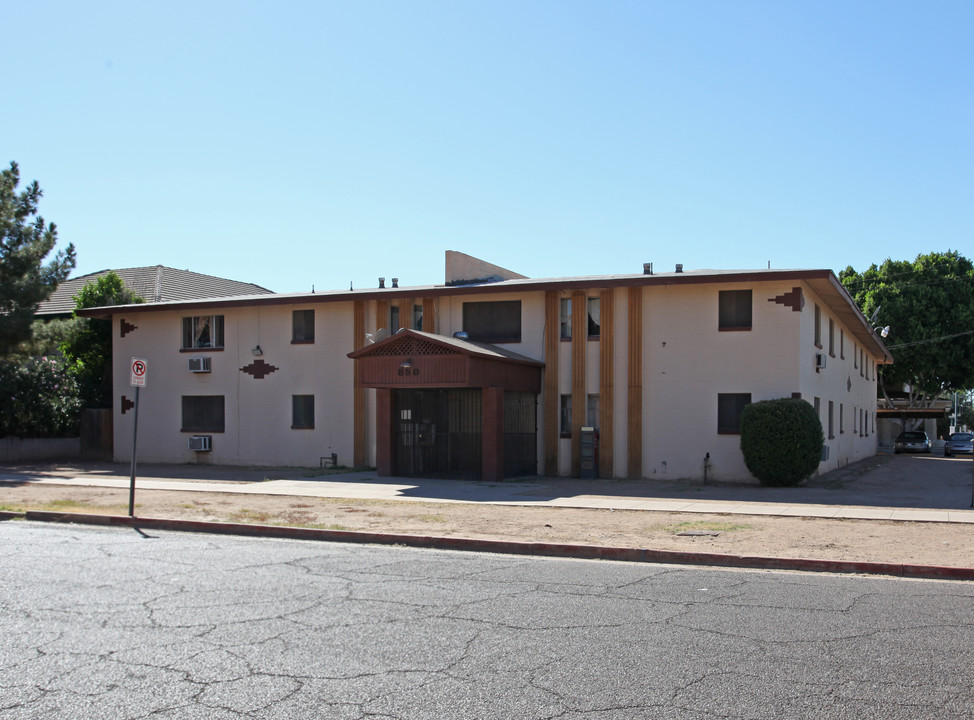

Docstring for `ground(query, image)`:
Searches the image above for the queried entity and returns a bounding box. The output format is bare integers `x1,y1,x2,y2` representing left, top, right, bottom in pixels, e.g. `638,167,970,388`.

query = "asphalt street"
2,521,973,719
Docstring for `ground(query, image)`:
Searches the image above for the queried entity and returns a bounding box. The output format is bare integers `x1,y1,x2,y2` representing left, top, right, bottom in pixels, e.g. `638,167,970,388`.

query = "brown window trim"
180,428,225,434
587,335,601,341
290,340,315,345
560,337,572,343
180,347,224,353
718,326,752,332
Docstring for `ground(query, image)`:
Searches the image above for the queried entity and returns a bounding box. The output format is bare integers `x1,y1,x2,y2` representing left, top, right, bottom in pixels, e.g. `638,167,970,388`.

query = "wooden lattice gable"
364,332,463,358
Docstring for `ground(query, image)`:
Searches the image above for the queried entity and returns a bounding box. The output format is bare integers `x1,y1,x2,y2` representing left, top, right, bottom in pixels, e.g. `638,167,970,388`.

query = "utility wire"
886,329,974,350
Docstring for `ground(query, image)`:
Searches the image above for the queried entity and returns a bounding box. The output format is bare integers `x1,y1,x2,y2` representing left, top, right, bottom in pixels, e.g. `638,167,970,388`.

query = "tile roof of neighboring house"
36,266,273,316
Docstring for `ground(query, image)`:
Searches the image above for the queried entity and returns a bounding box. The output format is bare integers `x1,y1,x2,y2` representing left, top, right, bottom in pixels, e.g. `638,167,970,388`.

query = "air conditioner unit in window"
815,353,827,370
188,435,212,452
188,356,211,373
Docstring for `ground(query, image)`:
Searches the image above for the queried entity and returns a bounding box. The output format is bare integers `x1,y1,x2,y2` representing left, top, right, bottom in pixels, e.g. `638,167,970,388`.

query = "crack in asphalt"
3,523,974,719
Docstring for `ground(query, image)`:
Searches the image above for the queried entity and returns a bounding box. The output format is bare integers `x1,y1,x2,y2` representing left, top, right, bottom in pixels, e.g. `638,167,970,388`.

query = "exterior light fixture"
874,326,890,338
252,345,263,356
400,359,412,369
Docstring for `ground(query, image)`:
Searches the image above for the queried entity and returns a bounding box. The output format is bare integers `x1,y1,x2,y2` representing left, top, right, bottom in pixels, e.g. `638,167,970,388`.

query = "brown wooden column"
375,388,392,476
599,288,614,479
481,387,504,482
543,290,560,476
422,297,436,333
627,286,643,479
571,290,587,477
398,298,412,330
353,300,367,468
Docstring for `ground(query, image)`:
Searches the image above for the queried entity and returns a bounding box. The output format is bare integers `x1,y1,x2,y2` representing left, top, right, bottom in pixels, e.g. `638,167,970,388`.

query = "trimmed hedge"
740,397,823,487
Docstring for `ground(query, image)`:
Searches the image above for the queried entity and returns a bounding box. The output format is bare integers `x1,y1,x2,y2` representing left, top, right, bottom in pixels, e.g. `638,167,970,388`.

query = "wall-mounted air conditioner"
814,353,826,371
188,435,212,452
188,356,211,373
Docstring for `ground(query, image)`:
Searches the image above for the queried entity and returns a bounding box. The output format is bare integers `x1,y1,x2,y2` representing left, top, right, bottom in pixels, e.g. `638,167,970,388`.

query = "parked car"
894,430,932,454
944,432,974,456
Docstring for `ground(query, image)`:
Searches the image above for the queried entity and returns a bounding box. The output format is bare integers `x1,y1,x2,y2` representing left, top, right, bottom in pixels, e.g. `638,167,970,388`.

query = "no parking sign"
130,358,147,387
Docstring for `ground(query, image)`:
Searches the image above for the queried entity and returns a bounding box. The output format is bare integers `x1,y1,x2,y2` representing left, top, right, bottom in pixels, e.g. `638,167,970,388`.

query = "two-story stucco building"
84,252,892,482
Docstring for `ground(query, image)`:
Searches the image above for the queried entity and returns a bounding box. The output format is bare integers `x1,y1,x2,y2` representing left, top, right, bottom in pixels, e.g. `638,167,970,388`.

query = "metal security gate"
393,389,482,480
504,391,537,477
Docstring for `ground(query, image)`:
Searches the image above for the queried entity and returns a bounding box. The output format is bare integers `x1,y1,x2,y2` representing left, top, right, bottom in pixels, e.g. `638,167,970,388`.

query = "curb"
8,510,974,582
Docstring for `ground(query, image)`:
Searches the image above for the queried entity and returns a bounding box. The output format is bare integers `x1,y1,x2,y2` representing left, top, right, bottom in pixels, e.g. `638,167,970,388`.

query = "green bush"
0,356,82,438
740,397,823,487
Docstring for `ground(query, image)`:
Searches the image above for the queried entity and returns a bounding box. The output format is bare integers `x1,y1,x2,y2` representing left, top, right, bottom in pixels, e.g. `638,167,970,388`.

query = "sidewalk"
4,455,974,524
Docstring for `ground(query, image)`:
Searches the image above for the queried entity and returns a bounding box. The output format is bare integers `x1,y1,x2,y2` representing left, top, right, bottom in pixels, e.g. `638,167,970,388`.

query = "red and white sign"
130,357,148,387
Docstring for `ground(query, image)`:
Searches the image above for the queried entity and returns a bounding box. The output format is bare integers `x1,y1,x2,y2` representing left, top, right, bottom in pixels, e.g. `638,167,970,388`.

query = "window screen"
181,396,225,432
717,393,751,434
463,301,521,343
718,290,752,330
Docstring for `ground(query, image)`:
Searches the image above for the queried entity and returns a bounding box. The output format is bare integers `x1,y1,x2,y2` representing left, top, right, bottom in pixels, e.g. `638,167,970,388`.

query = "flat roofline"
78,267,891,363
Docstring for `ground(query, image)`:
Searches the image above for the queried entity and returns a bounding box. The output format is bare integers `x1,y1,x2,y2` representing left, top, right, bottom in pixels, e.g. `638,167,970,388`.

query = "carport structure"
349,330,543,481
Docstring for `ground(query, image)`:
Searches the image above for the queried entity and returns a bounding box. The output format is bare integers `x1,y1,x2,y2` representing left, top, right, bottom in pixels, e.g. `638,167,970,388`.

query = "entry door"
393,389,482,479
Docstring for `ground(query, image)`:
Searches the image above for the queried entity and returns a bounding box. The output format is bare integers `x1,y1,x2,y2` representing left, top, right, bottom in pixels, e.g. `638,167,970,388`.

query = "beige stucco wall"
113,303,357,468
798,287,881,472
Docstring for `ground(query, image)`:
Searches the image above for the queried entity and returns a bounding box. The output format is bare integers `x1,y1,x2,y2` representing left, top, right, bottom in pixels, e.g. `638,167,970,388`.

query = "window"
828,400,834,439
292,309,315,343
463,300,521,343
181,396,225,432
718,290,752,330
586,394,600,428
717,393,751,434
587,297,601,338
412,304,424,331
839,403,844,434
560,298,572,339
813,396,821,418
854,342,858,369
390,305,400,333
828,318,835,357
292,395,314,429
840,329,845,359
560,394,572,436
182,315,224,349
814,304,822,347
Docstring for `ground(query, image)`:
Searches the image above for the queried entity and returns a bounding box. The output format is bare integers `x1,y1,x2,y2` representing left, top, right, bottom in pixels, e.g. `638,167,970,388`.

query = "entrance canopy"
348,329,543,393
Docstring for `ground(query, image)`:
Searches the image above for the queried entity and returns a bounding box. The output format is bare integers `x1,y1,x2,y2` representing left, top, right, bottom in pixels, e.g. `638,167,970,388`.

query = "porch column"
482,386,505,482
376,388,393,476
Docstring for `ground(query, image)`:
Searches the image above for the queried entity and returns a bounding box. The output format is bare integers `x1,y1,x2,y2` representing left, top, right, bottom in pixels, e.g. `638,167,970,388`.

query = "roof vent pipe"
392,278,399,288
643,263,653,275
675,264,684,273
378,277,385,289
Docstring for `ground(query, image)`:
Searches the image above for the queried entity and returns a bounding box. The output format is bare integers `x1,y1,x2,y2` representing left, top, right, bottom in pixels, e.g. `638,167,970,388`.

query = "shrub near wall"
740,398,824,487
0,357,82,438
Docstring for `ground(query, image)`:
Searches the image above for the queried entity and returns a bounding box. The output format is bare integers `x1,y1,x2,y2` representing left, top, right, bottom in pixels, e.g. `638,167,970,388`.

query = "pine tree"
0,161,76,356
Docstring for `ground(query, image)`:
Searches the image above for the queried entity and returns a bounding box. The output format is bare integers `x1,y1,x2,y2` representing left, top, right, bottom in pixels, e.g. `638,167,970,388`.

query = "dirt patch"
3,482,973,569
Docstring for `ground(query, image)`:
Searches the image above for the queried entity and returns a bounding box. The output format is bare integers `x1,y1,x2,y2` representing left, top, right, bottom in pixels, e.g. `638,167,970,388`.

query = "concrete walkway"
4,453,974,524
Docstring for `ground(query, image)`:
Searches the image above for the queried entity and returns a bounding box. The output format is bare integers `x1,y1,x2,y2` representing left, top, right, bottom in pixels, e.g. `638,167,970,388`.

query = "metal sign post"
129,358,147,517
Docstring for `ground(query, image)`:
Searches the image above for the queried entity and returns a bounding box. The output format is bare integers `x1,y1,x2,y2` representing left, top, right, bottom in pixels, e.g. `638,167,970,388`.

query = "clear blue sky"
6,1,972,293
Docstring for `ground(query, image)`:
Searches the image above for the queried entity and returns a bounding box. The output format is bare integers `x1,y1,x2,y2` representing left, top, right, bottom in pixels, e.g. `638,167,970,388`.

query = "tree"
59,272,144,407
0,161,76,356
840,251,974,409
